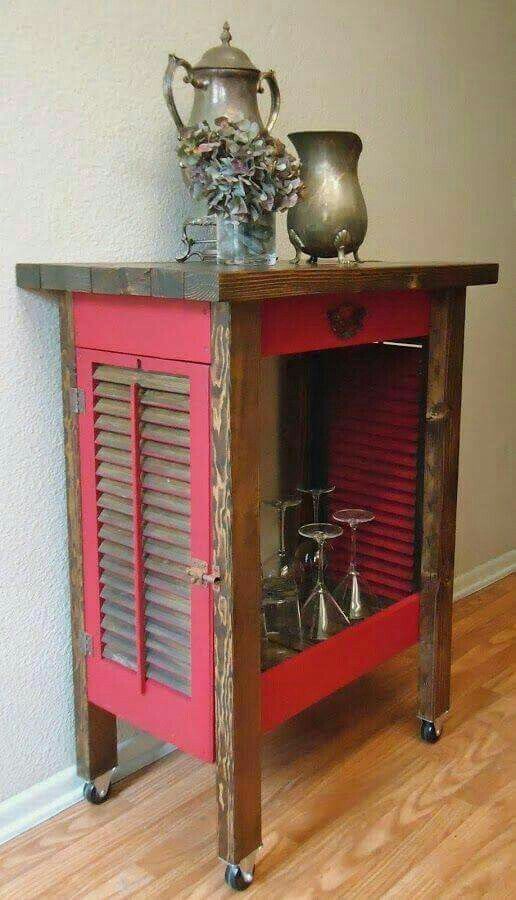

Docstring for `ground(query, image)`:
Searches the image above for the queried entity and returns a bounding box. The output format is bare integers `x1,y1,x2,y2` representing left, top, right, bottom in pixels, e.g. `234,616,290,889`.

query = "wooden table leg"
419,287,466,730
211,301,262,868
59,293,118,781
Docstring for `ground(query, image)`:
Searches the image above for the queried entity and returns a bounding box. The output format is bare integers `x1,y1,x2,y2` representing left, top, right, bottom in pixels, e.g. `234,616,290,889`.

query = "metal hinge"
69,387,85,414
187,559,221,587
79,630,93,656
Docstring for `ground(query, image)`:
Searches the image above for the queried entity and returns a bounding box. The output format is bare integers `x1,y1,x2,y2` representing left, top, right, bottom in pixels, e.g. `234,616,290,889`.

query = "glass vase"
216,214,277,266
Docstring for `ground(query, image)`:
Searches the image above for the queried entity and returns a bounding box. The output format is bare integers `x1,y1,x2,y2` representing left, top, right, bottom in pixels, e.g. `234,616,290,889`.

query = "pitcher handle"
258,70,281,133
163,54,203,134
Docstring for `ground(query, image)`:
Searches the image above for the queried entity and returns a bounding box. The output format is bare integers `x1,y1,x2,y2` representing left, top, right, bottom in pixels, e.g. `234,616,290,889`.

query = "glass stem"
316,537,325,587
313,492,320,522
279,504,286,557
349,525,358,574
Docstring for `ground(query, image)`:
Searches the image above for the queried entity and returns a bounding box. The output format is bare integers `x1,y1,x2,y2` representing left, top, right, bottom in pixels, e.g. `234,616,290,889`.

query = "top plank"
16,259,498,302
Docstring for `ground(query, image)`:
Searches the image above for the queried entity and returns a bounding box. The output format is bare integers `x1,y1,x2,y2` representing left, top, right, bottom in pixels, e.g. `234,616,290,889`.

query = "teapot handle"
163,54,204,134
258,70,281,133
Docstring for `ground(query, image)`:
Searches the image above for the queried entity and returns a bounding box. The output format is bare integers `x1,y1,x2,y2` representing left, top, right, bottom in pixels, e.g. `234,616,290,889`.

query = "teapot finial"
221,21,232,45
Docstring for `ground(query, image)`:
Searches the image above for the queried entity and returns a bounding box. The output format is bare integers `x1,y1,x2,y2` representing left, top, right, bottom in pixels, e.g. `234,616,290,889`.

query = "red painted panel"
327,344,424,602
261,290,430,356
261,592,420,732
77,348,214,762
73,293,211,364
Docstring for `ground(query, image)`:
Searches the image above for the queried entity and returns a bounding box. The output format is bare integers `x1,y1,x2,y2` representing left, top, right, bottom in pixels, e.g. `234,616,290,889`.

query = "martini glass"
298,522,348,641
333,508,379,621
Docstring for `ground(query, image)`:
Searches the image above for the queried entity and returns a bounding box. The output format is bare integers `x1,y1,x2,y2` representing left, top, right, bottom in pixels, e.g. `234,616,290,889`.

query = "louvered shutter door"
77,349,213,762
327,344,424,601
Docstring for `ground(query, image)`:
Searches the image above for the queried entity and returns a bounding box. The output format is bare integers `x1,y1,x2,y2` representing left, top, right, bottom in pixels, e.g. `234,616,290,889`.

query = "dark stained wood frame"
211,301,263,864
58,292,118,780
419,287,466,723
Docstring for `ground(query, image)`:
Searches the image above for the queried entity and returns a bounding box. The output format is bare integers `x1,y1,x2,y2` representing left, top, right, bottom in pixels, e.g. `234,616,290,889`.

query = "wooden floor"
0,575,514,899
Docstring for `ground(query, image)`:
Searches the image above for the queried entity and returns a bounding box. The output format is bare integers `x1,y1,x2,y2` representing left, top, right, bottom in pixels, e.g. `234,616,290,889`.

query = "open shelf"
261,591,420,732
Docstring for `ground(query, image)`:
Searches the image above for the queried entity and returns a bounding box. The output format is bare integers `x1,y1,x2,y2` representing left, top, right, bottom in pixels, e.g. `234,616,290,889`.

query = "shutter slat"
141,439,190,465
98,493,133,516
98,477,133,500
144,506,190,532
145,572,190,601
141,388,189,411
99,524,134,549
142,473,190,499
147,666,190,692
96,462,132,484
94,381,130,401
98,507,133,532
100,556,133,581
140,407,189,430
141,423,190,448
94,398,130,419
143,538,190,565
96,446,132,468
143,521,190,547
96,431,131,451
95,414,131,436
142,456,190,482
143,490,190,516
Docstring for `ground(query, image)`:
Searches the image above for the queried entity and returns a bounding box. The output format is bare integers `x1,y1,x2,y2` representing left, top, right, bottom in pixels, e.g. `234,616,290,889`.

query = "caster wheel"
225,864,254,891
420,720,441,744
83,781,110,804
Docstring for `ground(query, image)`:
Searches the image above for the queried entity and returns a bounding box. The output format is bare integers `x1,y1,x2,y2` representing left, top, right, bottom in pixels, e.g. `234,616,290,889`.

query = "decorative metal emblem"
327,303,367,340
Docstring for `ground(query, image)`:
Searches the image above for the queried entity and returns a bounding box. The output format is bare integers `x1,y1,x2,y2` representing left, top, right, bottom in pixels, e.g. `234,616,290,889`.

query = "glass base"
217,214,277,267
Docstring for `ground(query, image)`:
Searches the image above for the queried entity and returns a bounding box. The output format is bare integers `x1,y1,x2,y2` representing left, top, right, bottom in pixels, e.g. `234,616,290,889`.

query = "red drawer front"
261,290,430,356
73,293,211,364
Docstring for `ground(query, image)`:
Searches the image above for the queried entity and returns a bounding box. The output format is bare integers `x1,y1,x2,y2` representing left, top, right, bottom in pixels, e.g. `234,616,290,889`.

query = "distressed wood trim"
16,261,498,301
58,292,118,780
419,287,466,722
90,266,151,296
211,301,262,864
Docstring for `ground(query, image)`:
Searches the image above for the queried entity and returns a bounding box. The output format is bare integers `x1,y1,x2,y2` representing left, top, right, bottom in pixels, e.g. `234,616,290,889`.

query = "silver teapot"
163,22,280,134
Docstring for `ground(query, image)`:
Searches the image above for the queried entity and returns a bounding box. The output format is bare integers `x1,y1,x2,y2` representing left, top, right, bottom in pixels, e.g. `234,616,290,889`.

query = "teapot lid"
193,22,258,71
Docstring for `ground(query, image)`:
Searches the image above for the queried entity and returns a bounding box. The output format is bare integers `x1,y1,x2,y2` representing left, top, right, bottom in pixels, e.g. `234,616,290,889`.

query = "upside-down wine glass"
294,485,335,590
262,498,303,656
333,508,379,621
298,522,349,642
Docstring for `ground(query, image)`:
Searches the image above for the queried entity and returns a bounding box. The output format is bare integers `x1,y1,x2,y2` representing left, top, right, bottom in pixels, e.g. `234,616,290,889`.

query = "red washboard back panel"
327,344,424,601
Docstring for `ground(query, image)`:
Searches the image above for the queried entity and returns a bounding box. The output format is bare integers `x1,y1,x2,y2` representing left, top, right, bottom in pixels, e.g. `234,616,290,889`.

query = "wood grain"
419,288,466,723
211,301,262,864
0,576,513,898
16,260,498,301
58,292,118,781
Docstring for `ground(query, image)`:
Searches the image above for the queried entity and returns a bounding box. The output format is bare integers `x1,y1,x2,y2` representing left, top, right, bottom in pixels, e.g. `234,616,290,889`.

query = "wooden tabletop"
16,259,498,302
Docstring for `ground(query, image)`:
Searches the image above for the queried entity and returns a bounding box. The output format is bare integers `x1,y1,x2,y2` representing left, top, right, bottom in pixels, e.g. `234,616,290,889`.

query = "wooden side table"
16,259,498,889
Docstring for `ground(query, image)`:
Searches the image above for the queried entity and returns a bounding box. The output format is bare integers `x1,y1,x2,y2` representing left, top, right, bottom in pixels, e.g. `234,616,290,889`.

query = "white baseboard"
453,549,515,601
1,550,513,849
0,734,173,847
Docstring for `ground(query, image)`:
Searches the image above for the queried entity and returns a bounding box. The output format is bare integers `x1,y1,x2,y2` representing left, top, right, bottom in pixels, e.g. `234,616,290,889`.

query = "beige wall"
1,0,514,802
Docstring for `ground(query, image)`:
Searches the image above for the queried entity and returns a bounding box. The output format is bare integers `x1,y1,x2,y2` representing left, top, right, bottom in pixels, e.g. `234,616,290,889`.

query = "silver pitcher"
287,131,367,265
163,22,280,134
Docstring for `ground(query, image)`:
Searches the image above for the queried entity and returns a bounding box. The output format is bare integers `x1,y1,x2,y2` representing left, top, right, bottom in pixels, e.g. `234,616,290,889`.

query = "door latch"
187,560,221,587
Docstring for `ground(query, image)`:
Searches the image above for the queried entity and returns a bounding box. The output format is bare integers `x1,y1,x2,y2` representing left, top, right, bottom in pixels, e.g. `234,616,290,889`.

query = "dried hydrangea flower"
177,119,304,223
